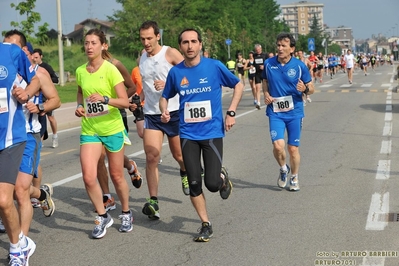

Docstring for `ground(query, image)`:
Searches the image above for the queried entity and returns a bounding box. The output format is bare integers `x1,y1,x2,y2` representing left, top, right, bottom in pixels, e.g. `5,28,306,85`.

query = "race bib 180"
272,95,294,113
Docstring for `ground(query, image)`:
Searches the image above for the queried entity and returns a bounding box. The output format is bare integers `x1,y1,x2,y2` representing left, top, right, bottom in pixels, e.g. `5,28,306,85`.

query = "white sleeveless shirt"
21,64,41,133
139,46,179,114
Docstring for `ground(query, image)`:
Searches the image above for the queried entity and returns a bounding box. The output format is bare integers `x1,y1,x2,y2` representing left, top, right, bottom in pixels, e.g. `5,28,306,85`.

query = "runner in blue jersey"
327,53,335,79
0,40,40,265
160,28,244,242
262,32,314,192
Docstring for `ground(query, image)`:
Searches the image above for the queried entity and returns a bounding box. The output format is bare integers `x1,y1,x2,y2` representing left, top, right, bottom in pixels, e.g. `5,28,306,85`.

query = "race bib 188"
184,100,212,123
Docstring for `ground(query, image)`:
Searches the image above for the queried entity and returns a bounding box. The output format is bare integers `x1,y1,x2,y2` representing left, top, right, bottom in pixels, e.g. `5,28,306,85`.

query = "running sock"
19,232,27,249
53,134,58,139
122,210,130,214
128,164,135,174
280,165,288,172
150,196,158,201
9,241,21,255
38,189,47,201
104,194,111,200
180,169,187,177
99,213,108,218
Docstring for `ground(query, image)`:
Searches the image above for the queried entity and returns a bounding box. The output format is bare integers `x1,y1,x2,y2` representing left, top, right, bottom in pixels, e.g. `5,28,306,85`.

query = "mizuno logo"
199,77,208,84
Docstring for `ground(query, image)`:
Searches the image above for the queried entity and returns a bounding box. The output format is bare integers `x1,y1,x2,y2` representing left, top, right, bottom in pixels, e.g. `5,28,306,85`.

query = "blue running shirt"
0,43,36,150
163,58,240,140
262,56,312,119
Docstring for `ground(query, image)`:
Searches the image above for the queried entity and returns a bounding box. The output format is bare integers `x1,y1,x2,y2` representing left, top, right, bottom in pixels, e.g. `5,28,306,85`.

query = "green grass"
56,81,77,103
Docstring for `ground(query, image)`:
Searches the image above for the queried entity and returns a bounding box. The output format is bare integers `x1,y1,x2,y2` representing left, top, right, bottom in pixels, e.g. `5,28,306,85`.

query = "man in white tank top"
137,20,187,220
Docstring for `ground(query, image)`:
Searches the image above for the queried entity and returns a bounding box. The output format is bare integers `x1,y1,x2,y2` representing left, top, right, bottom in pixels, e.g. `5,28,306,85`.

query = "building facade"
64,18,115,46
324,26,355,52
280,1,324,39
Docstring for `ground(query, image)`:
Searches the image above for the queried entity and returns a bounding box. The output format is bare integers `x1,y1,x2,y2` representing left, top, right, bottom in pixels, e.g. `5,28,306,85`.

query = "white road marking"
382,122,392,136
384,112,392,121
365,192,389,230
380,140,391,154
319,84,333,88
375,160,390,180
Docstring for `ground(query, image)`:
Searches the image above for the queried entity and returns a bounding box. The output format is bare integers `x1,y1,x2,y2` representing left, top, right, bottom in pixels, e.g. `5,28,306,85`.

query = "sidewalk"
49,101,81,132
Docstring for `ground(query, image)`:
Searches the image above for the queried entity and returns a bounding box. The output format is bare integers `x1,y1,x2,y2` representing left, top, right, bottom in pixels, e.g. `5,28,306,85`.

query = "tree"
35,22,50,45
308,14,325,53
9,0,43,37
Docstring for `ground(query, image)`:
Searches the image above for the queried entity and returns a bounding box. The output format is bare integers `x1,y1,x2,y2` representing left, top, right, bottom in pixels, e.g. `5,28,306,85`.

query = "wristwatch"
102,96,109,104
304,85,309,94
226,110,236,117
36,103,45,114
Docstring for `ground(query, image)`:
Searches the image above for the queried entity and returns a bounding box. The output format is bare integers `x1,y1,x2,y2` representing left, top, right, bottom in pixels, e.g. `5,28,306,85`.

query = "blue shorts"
144,111,179,137
80,130,130,153
19,133,41,176
269,116,303,146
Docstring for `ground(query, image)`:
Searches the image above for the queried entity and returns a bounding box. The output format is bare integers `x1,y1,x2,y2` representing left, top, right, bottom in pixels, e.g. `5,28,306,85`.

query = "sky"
0,0,398,40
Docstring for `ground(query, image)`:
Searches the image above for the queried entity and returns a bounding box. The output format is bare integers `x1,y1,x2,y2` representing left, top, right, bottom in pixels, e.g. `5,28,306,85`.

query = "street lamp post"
56,0,65,86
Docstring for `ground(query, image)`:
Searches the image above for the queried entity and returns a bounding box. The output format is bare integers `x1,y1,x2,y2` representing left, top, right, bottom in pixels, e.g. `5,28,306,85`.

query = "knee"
14,186,29,204
189,181,203,197
204,179,221,193
0,193,14,211
145,151,159,166
287,145,299,155
109,173,124,185
273,142,285,153
82,175,98,188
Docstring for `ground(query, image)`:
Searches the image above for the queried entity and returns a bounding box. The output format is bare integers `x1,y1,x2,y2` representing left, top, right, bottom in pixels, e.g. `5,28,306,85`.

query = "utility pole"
57,0,65,86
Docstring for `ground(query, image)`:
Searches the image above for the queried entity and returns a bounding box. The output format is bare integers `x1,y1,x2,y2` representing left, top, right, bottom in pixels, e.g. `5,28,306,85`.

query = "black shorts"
254,72,263,84
181,138,223,196
237,67,244,75
38,115,48,140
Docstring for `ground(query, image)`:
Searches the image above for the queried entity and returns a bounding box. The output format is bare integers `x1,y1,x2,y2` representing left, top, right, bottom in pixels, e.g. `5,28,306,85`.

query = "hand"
264,95,274,105
224,116,235,132
75,105,85,117
297,79,306,92
88,93,104,103
161,110,170,123
12,85,29,104
129,103,138,112
154,80,165,91
25,101,40,114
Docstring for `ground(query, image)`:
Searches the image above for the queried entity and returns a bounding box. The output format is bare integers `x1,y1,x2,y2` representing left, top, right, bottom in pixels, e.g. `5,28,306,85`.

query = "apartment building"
324,26,354,50
280,1,324,39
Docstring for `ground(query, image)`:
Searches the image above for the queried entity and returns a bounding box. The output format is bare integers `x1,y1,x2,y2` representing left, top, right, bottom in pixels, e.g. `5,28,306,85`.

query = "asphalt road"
1,63,399,266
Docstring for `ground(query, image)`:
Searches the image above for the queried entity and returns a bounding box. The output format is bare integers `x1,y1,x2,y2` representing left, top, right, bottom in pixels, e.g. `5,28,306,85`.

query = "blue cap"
26,42,34,54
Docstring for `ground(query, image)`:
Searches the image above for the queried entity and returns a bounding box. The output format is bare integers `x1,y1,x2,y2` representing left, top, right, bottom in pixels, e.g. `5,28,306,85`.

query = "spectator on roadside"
32,48,60,148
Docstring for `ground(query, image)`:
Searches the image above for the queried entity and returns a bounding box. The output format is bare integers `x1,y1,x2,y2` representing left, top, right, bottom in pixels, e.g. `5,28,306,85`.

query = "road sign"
308,38,315,51
225,39,232,46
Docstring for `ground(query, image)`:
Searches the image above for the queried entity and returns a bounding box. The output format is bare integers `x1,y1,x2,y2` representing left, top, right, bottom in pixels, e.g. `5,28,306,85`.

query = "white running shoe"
52,137,58,148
